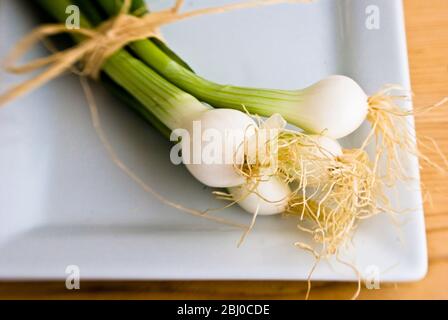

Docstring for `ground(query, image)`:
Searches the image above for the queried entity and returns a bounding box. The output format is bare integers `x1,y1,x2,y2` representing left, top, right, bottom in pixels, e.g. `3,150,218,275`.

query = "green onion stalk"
94,0,371,140
36,0,208,136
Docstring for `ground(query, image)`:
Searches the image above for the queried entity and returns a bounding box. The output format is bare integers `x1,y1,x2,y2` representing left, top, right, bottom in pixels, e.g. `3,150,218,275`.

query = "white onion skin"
308,135,343,158
182,109,256,188
294,75,368,139
229,175,291,216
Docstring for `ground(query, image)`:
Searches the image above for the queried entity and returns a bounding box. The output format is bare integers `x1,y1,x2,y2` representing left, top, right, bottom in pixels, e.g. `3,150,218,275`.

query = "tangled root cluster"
220,88,447,263
221,115,388,257
367,86,448,184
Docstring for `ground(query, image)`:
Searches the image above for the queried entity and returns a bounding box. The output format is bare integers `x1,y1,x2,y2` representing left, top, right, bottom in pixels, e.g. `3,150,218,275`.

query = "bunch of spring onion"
7,0,392,256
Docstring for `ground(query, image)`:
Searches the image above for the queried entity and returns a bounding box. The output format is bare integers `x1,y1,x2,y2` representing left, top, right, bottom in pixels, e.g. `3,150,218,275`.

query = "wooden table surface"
1,0,447,300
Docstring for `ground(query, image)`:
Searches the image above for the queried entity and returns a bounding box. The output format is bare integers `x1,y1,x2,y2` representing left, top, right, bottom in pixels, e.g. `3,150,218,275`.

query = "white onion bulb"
229,175,291,216
308,135,343,158
297,75,368,139
182,109,256,188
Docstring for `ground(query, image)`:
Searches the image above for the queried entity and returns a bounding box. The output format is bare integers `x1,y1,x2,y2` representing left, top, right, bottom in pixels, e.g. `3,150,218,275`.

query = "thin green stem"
131,39,303,114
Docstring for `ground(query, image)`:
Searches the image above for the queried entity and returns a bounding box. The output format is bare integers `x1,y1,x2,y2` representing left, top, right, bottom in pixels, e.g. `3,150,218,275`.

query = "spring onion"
228,174,292,216
177,108,257,188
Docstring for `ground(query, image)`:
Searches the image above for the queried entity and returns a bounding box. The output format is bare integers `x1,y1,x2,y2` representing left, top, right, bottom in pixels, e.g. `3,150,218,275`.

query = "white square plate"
0,0,427,281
